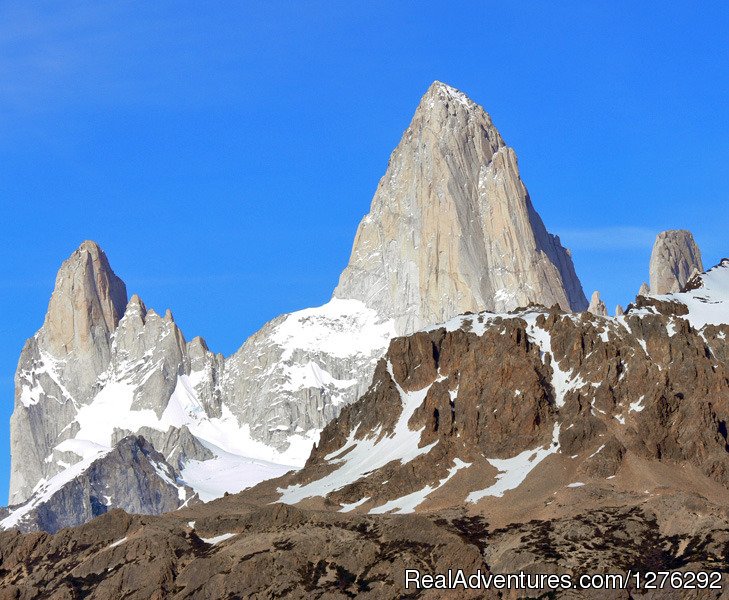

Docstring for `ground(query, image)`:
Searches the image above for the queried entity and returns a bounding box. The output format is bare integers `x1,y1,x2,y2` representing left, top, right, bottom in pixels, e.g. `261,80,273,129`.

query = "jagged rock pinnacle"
588,291,608,316
333,82,587,333
649,230,703,295
42,240,127,360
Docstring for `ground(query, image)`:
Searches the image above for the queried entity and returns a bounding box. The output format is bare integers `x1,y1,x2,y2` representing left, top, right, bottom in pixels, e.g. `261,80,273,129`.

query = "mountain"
9,241,127,505
5,82,588,531
649,229,703,294
333,81,587,333
7,243,292,529
1,259,727,597
220,81,586,453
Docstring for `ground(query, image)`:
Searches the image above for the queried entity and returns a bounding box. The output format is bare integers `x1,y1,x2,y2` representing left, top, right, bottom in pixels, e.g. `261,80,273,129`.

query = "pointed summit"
10,241,128,504
649,230,703,295
422,80,480,108
42,240,127,359
588,291,608,316
334,82,587,333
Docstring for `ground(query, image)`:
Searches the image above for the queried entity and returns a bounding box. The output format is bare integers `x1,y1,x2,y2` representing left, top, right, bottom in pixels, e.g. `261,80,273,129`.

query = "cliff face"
649,229,703,294
2,436,197,534
333,82,587,334
9,241,127,505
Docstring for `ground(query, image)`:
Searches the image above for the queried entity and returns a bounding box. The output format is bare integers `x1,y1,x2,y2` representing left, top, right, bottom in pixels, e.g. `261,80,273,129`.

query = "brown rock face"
0,494,726,598
289,298,729,514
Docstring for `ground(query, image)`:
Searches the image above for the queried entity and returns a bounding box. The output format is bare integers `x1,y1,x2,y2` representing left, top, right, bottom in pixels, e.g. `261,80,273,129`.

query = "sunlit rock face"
334,81,587,335
649,229,703,294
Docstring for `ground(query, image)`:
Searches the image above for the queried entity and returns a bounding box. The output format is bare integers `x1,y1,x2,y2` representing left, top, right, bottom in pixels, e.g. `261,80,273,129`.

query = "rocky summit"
334,81,587,334
5,82,589,533
649,230,703,295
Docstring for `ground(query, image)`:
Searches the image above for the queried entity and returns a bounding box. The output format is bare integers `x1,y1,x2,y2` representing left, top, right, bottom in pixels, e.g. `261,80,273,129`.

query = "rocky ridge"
275,259,729,517
2,436,197,534
649,229,703,294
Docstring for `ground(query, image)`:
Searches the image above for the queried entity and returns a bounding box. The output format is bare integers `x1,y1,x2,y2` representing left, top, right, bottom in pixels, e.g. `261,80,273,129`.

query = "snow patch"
271,298,395,361
629,396,646,413
467,423,561,502
368,458,471,515
105,537,128,550
200,532,236,545
339,497,370,513
180,441,292,502
277,361,438,504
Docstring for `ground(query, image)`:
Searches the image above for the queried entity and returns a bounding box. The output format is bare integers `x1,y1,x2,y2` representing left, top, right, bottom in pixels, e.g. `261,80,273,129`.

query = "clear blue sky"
1,2,727,500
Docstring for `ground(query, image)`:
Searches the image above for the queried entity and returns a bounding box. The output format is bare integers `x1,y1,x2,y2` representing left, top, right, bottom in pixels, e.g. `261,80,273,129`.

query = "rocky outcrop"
587,290,607,316
40,240,128,393
9,241,127,505
649,230,703,294
333,82,587,334
1,436,196,534
222,300,394,451
111,426,214,471
110,295,189,417
278,260,729,514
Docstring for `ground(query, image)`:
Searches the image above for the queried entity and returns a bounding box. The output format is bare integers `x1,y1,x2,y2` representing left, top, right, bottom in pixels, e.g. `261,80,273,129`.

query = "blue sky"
0,2,727,499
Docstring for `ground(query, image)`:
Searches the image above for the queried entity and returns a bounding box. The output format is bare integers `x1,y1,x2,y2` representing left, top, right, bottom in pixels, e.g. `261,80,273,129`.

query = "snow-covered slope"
222,298,395,453
652,258,729,328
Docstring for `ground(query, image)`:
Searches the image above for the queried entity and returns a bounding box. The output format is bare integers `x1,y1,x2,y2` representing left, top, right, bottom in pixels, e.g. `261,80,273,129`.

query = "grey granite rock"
9,242,127,505
649,230,703,294
111,426,214,471
587,291,608,316
333,81,587,334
